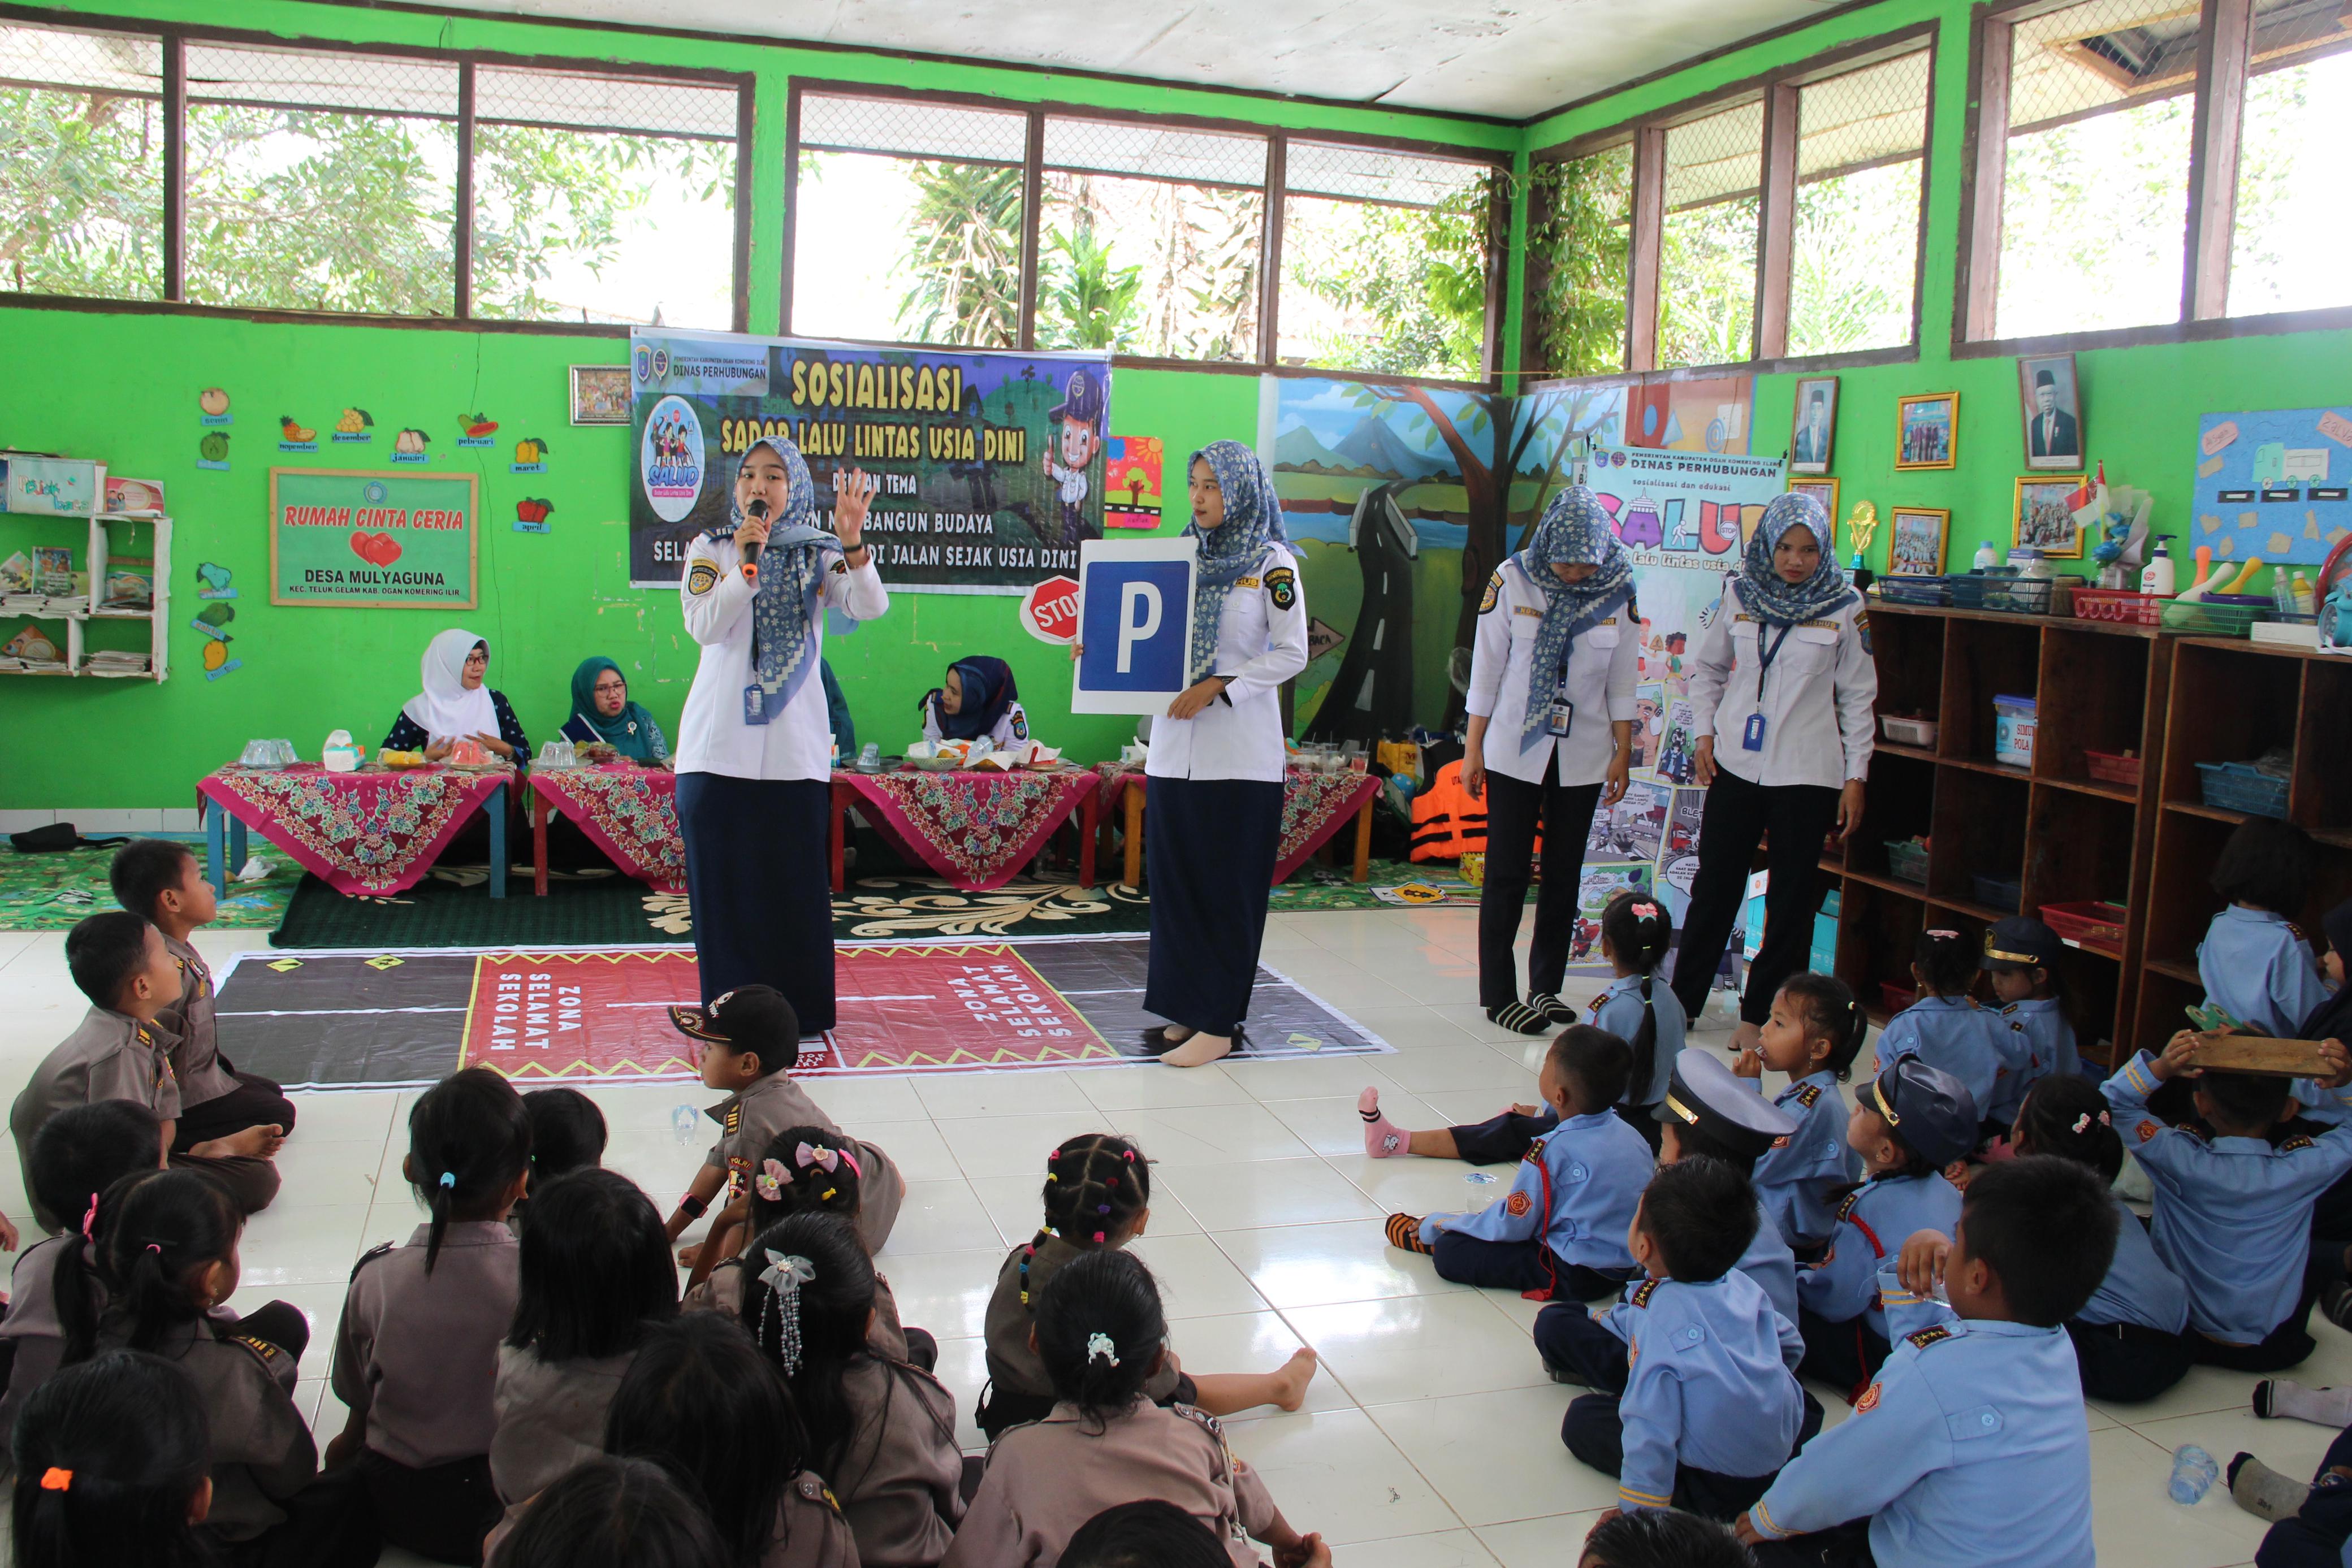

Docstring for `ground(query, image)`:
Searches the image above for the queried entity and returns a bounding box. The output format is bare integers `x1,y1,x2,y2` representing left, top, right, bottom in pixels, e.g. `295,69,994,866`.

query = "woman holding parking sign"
1080,440,1309,1068
1461,484,1639,1035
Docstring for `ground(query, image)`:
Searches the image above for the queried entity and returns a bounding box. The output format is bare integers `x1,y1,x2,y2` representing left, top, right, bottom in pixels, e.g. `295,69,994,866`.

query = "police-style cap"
668,985,799,1061
1049,369,1104,430
1655,1047,1797,1162
1856,1056,1979,1168
1981,915,2063,972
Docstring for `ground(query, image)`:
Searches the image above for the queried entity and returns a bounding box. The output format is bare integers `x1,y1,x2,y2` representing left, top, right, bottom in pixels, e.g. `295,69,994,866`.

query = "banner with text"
268,467,479,609
628,328,1111,591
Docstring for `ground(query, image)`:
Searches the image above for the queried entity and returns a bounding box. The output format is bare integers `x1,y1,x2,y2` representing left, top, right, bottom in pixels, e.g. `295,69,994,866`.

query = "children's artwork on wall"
276,415,317,453
2013,477,2084,557
1573,862,1654,959
457,413,500,448
511,436,550,474
1787,477,1838,551
198,388,231,425
1896,393,1958,470
570,365,629,426
2017,353,2082,471
1791,375,1838,474
5,456,100,517
1104,435,1162,530
513,498,554,534
198,430,230,471
195,561,237,600
2193,409,2352,566
1888,507,1949,577
105,476,167,513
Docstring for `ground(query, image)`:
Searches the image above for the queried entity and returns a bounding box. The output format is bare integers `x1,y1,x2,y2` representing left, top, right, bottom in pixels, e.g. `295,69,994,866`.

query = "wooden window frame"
783,76,1510,388
1955,0,2352,355
1526,23,1939,381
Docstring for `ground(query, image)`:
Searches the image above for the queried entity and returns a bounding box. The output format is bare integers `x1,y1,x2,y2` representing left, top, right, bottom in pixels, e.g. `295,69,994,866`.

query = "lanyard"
1755,622,1795,704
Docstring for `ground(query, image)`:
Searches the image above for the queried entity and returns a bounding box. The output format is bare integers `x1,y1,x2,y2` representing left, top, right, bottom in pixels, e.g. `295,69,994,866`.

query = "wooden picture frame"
268,467,481,610
1790,375,1838,475
1887,506,1951,577
570,364,630,426
2016,352,2083,471
2013,475,2085,558
1895,392,1959,471
1788,477,1839,553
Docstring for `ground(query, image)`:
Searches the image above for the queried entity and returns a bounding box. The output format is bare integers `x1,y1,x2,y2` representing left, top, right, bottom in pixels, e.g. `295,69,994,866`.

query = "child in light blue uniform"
1386,1026,1653,1300
1589,893,1685,1150
2009,1073,2193,1402
1737,973,1869,1250
1737,1156,2115,1568
1555,1158,1806,1522
1981,916,2076,1125
2104,1032,2352,1371
2199,817,2331,1040
1794,1057,1973,1398
1874,929,2008,1138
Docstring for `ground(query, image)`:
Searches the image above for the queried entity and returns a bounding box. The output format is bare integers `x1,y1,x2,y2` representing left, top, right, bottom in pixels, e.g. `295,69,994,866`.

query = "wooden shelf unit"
1820,601,2172,1069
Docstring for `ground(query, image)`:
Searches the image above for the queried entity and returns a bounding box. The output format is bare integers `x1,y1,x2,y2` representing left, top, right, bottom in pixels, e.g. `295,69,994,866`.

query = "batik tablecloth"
832,768,1100,892
529,764,685,894
1103,765,1381,886
196,763,512,897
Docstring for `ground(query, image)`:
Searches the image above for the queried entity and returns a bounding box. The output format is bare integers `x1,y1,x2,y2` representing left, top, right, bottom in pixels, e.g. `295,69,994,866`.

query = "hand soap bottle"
2140,538,2176,597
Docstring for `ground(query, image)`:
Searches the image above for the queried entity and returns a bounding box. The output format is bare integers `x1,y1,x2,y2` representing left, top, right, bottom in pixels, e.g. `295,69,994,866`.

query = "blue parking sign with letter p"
1071,538,1198,714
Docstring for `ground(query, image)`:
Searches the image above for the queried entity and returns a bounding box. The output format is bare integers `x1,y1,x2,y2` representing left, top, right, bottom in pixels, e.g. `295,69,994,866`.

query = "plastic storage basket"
1881,715,1939,747
1879,982,1919,1015
1878,576,1948,606
1973,874,2023,913
2040,901,2127,956
2161,594,2273,636
1885,838,1930,883
1984,577,2060,615
1947,571,2009,610
2196,761,2289,818
2069,588,2169,626
2083,750,2142,788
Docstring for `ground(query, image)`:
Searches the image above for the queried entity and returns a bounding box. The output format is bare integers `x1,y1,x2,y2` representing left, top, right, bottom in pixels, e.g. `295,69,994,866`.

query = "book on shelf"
101,568,153,609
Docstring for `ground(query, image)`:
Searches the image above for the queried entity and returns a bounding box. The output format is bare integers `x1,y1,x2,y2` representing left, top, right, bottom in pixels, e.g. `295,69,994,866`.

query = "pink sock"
1360,1087,1407,1158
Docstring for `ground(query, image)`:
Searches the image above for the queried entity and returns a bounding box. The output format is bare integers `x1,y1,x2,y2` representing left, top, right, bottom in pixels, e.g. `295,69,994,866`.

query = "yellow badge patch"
1479,570,1503,614
686,561,720,596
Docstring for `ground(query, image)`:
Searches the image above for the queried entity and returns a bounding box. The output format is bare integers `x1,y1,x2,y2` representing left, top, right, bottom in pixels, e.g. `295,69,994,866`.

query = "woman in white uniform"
1463,484,1638,1034
1673,490,1877,1052
674,436,884,1027
1140,439,1311,1069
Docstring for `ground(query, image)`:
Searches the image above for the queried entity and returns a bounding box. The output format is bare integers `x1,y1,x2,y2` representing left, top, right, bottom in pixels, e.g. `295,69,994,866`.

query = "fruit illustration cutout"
349,530,404,567
279,415,315,441
198,430,230,462
198,388,230,417
334,408,373,434
460,413,499,438
394,428,429,455
515,498,554,524
513,436,549,464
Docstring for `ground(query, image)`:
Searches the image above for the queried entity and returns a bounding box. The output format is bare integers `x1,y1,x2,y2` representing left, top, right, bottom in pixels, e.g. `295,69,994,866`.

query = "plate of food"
378,749,431,769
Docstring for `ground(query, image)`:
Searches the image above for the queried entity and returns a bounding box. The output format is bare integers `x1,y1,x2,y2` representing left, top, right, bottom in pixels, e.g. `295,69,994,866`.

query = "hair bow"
2071,1113,2091,1135
1086,1332,1121,1368
1631,902,1661,920
757,1250,819,1376
795,1142,840,1174
80,1193,98,1241
754,1158,789,1202
1926,929,1960,941
38,1469,70,1493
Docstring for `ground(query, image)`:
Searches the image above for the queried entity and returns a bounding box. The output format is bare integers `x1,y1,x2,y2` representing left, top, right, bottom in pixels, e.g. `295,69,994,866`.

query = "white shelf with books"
1,501,169,681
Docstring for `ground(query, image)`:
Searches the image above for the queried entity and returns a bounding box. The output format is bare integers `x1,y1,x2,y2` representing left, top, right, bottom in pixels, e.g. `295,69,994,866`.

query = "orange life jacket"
1409,760,1487,861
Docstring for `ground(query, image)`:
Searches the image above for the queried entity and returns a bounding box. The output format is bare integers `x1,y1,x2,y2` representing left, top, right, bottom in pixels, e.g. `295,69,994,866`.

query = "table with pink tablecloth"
197,763,514,898
829,768,1102,892
528,764,684,895
1101,765,1380,889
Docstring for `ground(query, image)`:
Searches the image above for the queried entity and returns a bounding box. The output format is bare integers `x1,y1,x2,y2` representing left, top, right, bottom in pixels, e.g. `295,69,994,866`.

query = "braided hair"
1021,1134,1150,1309
746,1124,866,1237
2012,1073,2124,1183
407,1067,533,1274
57,1169,235,1366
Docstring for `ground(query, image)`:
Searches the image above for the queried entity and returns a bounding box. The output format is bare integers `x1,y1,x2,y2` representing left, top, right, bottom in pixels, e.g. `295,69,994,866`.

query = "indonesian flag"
2068,463,2104,517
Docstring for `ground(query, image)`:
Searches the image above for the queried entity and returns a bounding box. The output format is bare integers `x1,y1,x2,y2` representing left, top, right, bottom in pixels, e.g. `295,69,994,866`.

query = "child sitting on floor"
1793,1057,1973,1397
1549,1157,1807,1522
1982,917,2078,1127
1386,1026,1653,1301
1735,1155,2116,1568
2199,816,2331,1039
2102,1030,2352,1371
1874,929,2008,1140
1735,972,1867,1251
977,1134,1315,1439
509,1088,606,1235
1579,1509,1752,1568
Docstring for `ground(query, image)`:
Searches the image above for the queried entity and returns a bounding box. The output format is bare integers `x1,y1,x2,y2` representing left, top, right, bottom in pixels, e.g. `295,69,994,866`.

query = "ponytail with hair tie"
407,1067,533,1274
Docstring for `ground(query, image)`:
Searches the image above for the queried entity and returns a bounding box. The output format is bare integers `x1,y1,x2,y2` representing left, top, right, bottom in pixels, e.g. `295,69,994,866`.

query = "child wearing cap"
1874,930,2008,1143
661,986,904,1271
1735,1156,2116,1568
1793,1057,1973,1398
2102,1030,2352,1370
1554,1158,1807,1522
1982,915,2076,1127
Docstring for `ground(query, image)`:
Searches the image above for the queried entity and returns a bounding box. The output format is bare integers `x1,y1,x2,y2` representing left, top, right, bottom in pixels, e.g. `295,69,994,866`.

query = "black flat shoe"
1140,1025,1192,1056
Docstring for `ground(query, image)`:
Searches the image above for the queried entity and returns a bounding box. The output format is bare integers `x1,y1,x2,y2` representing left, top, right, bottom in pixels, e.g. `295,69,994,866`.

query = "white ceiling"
420,0,1853,122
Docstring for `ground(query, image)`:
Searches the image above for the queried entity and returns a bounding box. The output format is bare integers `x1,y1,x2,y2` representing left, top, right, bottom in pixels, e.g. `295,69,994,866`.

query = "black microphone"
743,497,768,567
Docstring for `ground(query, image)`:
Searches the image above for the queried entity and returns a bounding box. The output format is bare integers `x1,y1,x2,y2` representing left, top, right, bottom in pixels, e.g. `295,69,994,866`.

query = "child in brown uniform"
948,1248,1325,1568
110,839,297,1147
328,1068,531,1565
663,986,904,1271
11,912,279,1229
978,1133,1316,1440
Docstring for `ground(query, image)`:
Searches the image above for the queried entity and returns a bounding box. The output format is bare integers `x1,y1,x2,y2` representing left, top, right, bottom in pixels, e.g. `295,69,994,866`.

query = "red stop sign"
1021,574,1080,644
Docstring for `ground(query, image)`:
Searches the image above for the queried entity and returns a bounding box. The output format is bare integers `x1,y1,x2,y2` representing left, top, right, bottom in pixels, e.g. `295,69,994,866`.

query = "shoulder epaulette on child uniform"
2283,1134,2318,1152
1835,1189,1863,1222
1794,1082,1823,1108
796,1475,844,1515
1629,1278,1658,1309
1905,1324,1953,1350
233,1335,283,1366
349,1241,394,1281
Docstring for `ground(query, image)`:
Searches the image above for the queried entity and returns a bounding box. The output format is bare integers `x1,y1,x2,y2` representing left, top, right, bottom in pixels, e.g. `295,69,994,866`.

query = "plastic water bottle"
1973,539,2000,571
671,1104,700,1145
2168,1443,2219,1504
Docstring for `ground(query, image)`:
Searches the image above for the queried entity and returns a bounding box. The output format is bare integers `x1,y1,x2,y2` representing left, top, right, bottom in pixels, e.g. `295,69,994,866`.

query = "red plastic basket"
2068,588,2168,625
1878,981,1918,1015
2083,750,2142,787
2040,900,2128,956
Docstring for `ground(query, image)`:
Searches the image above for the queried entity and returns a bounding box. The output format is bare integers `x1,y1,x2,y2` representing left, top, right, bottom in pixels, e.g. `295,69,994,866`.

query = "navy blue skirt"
1143,775,1283,1036
676,772,835,1032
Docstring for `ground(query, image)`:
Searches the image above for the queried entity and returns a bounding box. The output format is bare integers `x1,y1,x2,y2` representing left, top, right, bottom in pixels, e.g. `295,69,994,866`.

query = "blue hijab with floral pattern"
1739,491,1854,626
712,437,840,725
1511,484,1633,754
1185,440,1286,684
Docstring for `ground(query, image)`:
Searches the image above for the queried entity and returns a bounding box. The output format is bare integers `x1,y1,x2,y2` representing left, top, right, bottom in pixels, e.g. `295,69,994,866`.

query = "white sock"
2260,1380,2352,1427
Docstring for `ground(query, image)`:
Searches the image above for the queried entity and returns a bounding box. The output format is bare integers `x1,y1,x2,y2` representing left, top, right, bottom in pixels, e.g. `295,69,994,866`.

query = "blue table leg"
204,800,226,898
229,817,248,881
489,783,507,899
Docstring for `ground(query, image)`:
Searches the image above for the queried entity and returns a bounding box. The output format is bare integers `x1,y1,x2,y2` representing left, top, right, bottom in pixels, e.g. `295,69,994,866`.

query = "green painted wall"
1,0,1507,809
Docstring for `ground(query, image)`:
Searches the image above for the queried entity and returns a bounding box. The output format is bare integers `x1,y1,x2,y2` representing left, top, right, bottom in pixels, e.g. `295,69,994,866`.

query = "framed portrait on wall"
1888,506,1950,577
570,365,630,426
1791,376,1838,474
1788,477,1839,552
2016,353,2082,470
1896,393,1958,470
2013,476,2085,557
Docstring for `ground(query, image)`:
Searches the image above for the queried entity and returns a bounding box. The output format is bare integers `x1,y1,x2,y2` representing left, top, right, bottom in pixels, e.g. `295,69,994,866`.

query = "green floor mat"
2,846,295,932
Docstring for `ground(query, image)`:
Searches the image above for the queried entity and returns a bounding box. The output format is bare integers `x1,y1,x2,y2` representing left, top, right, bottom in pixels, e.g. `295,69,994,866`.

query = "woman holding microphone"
673,436,882,1030
1462,484,1638,1035
1671,490,1875,1054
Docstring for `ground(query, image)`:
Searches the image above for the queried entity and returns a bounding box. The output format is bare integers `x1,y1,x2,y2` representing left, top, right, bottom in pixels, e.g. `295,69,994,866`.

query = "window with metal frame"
2225,0,2352,317
1656,99,1764,370
0,21,166,302
1527,143,1634,378
471,65,741,329
1789,49,1930,357
791,91,1028,348
1275,140,1490,379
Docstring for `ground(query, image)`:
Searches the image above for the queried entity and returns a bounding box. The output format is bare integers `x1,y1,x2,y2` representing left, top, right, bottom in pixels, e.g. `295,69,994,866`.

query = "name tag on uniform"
1743,712,1768,751
1548,700,1574,737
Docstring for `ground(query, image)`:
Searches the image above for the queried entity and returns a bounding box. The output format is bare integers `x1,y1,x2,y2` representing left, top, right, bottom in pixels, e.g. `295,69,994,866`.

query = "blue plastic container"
2196,761,2289,818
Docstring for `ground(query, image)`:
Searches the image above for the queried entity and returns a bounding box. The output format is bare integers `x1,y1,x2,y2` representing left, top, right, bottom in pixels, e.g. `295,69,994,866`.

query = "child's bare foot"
1270,1348,1317,1411
676,1242,704,1268
1359,1088,1407,1158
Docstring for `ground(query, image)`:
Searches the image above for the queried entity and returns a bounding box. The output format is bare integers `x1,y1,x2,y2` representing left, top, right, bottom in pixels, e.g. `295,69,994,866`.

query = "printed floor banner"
628,328,1111,591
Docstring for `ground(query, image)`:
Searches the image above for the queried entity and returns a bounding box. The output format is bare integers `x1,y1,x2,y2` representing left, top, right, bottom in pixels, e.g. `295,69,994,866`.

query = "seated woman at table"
919,655,1031,748
382,626,529,762
561,656,669,765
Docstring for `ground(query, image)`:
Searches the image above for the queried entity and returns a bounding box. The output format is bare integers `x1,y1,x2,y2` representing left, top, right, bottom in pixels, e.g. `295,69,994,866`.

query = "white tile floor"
0,908,2339,1565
